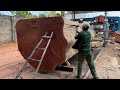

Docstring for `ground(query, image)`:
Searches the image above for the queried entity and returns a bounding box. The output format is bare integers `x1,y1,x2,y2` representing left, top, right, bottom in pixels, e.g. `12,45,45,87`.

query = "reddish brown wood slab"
115,34,120,43
16,17,68,73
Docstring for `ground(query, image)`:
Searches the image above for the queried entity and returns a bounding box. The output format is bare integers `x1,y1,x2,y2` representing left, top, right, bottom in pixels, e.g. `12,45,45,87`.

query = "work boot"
76,75,82,79
102,44,106,47
92,76,99,79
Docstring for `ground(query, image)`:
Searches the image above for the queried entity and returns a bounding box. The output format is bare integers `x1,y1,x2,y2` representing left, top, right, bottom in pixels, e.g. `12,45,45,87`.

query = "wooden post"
61,11,65,17
10,16,14,42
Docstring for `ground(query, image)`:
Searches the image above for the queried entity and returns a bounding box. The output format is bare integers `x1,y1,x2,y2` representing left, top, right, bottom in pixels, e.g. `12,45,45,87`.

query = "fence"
0,15,19,44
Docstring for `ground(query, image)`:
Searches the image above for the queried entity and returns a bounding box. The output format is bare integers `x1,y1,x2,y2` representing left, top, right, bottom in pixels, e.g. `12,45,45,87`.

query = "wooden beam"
56,65,73,72
61,11,65,17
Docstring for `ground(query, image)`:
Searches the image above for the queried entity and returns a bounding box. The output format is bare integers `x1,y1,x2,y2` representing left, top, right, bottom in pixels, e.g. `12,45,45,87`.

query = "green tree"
10,11,38,18
56,13,60,16
39,13,46,18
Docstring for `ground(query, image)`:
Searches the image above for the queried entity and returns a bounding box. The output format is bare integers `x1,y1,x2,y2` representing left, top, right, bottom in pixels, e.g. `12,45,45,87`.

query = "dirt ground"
0,42,120,79
87,43,120,79
0,42,101,79
0,43,76,79
0,43,24,79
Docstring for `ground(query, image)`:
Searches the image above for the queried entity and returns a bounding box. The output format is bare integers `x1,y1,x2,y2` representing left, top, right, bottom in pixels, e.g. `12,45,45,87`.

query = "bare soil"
0,42,101,79
0,43,75,79
0,43,24,79
87,43,120,79
1,42,119,79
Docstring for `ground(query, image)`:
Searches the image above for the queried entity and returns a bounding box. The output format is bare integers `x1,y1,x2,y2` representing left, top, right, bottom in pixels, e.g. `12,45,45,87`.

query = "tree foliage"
56,13,60,16
39,13,46,18
10,11,37,18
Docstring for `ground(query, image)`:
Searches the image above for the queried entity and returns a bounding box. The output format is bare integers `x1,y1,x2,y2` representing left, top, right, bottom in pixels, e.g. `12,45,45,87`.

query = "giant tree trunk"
16,16,79,73
16,17,96,73
63,18,79,61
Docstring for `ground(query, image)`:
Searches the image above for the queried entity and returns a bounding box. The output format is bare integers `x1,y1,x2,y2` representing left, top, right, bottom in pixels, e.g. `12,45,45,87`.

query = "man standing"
74,22,98,79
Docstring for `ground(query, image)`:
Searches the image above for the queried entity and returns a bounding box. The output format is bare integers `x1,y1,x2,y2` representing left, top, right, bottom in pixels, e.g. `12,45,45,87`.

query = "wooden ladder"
15,32,54,79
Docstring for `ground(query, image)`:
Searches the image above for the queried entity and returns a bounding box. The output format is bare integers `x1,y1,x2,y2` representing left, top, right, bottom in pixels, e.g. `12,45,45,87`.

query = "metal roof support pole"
118,19,120,30
72,12,73,21
73,11,75,21
103,11,110,47
61,11,65,17
105,11,107,20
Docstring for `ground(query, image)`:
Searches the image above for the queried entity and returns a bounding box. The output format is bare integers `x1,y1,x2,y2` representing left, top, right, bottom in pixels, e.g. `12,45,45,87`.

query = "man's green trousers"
77,51,97,77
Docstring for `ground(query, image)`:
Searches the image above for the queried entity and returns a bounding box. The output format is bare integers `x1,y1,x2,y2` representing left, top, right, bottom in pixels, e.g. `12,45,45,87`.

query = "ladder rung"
29,58,40,62
37,48,45,50
15,32,54,79
42,36,51,39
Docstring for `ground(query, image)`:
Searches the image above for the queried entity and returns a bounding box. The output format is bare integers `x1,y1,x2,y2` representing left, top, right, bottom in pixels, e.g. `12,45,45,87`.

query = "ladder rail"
15,32,54,79
15,61,28,79
33,32,53,79
15,32,48,79
28,32,48,59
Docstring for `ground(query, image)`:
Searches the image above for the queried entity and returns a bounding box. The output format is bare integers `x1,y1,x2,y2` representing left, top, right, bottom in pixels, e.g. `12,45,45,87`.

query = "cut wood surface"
63,18,79,61
16,17,96,73
110,31,120,43
16,17,79,73
91,41,102,48
115,34,120,43
16,17,67,73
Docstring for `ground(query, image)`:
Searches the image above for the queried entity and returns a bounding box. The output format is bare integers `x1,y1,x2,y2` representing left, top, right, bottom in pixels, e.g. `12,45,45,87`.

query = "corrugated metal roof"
67,11,104,14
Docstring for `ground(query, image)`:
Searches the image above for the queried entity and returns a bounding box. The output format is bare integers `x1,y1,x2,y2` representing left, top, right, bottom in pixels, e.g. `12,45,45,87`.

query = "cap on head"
82,22,90,28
